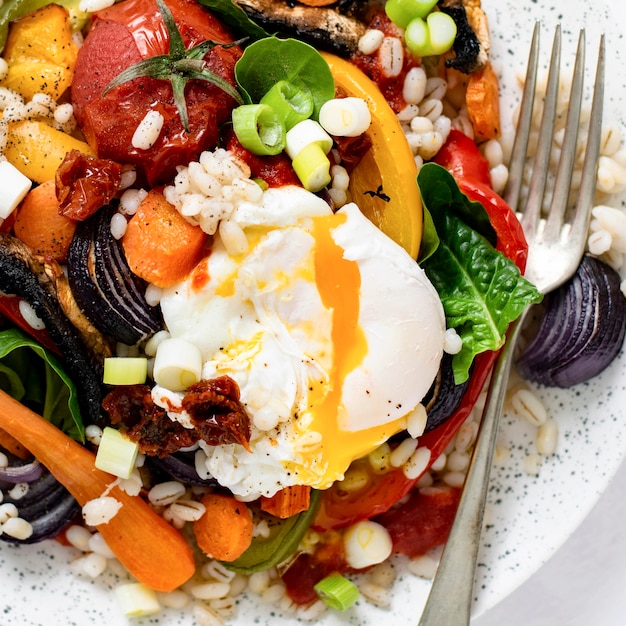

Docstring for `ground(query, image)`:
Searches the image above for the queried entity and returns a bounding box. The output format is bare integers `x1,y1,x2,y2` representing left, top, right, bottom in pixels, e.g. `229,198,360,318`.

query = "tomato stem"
101,0,243,133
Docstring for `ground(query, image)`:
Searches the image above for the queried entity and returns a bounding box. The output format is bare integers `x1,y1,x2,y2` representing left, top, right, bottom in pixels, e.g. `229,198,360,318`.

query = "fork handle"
418,313,526,626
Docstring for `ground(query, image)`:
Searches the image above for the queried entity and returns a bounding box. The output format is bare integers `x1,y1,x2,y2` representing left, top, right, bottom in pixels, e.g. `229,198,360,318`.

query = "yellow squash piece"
5,120,94,183
1,3,78,101
321,52,422,259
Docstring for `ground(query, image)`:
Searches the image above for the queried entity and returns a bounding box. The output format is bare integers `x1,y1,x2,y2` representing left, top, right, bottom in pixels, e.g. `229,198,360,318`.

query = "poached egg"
156,185,445,499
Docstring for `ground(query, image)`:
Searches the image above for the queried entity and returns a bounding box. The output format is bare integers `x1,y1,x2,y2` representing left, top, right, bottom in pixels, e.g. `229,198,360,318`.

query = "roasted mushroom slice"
0,233,104,425
231,0,369,56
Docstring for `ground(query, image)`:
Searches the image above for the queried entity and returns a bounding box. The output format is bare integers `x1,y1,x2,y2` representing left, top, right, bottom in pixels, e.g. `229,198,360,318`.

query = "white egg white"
157,186,445,499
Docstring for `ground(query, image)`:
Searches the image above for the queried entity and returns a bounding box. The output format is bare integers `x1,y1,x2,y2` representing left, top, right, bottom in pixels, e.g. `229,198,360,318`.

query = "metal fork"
417,23,605,626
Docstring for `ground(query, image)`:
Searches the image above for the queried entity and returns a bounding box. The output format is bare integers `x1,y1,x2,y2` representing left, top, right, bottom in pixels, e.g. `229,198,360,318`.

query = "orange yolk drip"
291,213,407,486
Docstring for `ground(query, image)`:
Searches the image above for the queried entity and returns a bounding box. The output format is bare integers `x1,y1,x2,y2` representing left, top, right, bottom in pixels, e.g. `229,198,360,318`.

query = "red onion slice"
517,255,626,388
0,458,44,484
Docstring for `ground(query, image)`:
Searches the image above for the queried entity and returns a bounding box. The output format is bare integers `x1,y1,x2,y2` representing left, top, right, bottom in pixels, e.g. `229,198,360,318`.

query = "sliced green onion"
319,97,371,137
404,17,433,57
253,177,269,191
413,0,439,16
385,0,438,28
153,337,203,392
260,80,314,130
343,520,393,569
232,103,286,155
426,11,457,55
95,427,139,479
114,582,161,617
103,357,148,385
405,12,457,58
313,572,360,611
291,141,331,192
285,119,333,160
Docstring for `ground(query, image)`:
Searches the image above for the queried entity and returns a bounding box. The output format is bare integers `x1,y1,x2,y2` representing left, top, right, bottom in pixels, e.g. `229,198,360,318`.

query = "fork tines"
504,23,605,242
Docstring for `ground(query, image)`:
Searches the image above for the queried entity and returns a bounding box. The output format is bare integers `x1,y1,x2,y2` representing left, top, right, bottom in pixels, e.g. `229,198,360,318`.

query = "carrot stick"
193,492,253,561
465,60,502,141
0,390,195,591
0,426,31,460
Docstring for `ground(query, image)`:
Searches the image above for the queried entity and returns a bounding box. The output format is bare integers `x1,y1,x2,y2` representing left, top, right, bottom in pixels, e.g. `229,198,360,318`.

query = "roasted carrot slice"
260,485,311,519
14,179,77,262
193,492,254,561
466,60,502,141
122,189,208,288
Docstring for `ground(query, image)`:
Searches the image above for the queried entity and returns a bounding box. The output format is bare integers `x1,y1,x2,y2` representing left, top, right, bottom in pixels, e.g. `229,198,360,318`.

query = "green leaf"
418,205,439,263
224,489,321,574
423,213,542,383
234,37,334,118
0,328,85,442
197,0,268,41
418,162,497,247
418,162,542,383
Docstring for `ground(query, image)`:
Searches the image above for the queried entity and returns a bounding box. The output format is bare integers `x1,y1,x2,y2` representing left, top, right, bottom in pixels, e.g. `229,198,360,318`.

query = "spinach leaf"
198,0,268,40
418,162,496,247
0,327,85,441
234,37,334,118
418,205,439,263
418,163,542,383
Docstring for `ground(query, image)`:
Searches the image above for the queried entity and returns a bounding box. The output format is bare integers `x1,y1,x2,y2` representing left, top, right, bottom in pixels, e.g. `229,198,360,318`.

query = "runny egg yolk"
287,213,408,485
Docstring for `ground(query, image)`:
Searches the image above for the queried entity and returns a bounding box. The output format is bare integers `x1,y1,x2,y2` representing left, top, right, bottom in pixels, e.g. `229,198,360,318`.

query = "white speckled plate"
1,1,625,625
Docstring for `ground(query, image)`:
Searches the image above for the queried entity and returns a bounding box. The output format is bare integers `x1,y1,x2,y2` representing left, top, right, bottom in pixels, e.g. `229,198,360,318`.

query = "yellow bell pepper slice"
5,120,94,184
320,52,422,259
1,4,78,101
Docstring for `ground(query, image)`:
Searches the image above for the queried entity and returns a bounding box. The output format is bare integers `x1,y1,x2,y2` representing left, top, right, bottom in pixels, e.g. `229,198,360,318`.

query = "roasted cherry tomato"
313,463,417,532
71,0,241,186
288,485,463,603
374,485,461,557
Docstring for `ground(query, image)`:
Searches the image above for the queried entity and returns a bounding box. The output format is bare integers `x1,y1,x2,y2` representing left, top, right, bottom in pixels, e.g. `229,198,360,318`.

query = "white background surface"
475,456,626,626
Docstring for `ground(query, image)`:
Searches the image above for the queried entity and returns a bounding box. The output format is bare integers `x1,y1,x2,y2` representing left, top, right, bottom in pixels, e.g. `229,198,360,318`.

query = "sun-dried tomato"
55,150,123,221
102,376,251,457
182,377,251,451
332,133,373,173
